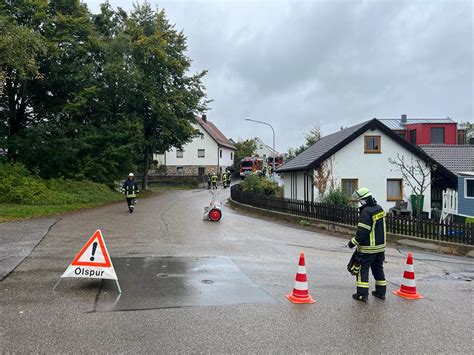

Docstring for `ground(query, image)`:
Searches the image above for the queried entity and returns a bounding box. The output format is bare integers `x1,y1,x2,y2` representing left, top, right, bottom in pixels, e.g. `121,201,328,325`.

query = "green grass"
0,202,114,222
0,189,163,223
0,191,163,222
0,163,168,222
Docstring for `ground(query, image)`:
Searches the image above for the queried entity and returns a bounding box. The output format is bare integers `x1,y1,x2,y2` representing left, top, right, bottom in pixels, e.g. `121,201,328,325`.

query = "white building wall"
219,146,234,168
254,137,277,159
283,174,290,199
282,171,306,201
152,123,234,172
316,128,431,213
164,123,219,166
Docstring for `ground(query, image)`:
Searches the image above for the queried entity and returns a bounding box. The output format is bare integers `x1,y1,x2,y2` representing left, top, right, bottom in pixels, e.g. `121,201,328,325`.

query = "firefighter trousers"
356,252,386,296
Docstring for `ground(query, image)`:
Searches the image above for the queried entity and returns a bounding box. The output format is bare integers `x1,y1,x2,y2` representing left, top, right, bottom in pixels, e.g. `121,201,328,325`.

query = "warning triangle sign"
61,229,118,281
71,230,111,267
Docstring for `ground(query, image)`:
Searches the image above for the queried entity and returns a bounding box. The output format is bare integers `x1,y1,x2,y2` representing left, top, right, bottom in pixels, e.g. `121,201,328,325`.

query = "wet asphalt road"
0,188,473,353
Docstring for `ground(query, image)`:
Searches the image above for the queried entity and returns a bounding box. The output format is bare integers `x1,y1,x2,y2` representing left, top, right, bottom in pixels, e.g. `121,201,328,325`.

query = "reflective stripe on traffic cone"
393,252,423,300
286,252,316,304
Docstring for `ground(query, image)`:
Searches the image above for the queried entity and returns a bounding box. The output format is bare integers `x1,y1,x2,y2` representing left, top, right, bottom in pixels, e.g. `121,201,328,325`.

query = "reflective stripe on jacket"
351,203,386,254
122,179,139,198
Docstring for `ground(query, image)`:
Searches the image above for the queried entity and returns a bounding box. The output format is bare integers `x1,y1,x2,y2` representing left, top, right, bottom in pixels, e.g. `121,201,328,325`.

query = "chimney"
401,114,407,124
202,114,207,122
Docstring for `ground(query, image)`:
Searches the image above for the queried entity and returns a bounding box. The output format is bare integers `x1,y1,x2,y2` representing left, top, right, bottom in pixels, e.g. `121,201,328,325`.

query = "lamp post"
244,118,276,179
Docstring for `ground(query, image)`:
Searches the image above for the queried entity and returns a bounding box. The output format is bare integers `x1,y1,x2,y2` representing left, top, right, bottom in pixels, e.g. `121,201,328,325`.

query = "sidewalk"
0,217,59,280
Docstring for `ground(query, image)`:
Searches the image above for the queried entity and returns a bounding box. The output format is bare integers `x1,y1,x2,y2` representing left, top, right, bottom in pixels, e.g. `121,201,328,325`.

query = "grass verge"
0,202,113,223
0,189,163,223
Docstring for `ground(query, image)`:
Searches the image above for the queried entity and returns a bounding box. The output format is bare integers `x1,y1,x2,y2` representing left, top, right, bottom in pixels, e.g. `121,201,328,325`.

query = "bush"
321,188,353,207
241,174,282,197
0,162,121,205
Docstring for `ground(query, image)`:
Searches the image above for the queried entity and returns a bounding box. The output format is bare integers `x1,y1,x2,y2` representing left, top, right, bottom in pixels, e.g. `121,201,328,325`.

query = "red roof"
196,116,236,150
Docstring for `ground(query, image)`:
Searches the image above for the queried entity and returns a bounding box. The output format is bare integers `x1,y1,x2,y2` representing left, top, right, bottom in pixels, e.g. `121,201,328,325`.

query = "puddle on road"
94,257,275,312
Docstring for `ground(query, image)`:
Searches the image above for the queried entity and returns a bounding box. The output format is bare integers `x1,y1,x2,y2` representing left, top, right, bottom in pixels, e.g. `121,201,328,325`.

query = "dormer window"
364,136,381,153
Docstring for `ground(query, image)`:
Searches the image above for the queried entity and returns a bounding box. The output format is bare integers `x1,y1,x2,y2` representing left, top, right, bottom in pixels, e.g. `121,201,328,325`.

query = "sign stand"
53,229,121,293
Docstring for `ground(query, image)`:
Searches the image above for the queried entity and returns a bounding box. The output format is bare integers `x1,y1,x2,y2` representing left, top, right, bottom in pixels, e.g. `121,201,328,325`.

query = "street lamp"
244,118,276,179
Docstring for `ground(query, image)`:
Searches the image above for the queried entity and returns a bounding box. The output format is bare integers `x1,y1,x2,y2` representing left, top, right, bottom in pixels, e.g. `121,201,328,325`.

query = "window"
364,136,381,153
341,179,358,199
396,131,406,140
198,149,205,158
410,129,417,145
219,150,222,158
430,127,445,144
387,179,403,201
231,152,233,160
176,150,183,158
176,166,184,174
466,179,474,198
198,167,205,176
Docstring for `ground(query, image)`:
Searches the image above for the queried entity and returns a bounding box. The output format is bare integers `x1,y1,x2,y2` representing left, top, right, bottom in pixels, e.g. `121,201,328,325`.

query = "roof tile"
419,145,474,174
277,121,368,172
196,116,236,150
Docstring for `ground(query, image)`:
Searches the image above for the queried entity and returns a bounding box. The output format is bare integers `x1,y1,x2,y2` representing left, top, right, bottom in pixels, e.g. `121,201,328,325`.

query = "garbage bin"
410,195,424,218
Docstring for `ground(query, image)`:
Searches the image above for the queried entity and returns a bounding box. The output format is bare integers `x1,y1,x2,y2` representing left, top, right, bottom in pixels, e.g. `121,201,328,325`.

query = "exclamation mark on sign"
90,242,98,261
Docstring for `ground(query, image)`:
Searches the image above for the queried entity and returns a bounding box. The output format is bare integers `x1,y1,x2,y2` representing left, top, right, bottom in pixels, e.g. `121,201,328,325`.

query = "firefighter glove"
348,240,355,249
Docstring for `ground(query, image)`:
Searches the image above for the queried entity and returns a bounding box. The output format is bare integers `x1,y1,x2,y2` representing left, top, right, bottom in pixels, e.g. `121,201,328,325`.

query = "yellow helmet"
352,187,372,200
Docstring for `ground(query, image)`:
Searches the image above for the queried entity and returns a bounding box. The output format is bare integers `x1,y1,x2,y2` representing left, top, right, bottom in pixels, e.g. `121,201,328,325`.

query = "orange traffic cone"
393,252,423,300
286,252,316,304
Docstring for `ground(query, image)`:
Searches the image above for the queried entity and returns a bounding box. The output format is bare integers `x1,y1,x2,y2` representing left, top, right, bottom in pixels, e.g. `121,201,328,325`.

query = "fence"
231,185,473,245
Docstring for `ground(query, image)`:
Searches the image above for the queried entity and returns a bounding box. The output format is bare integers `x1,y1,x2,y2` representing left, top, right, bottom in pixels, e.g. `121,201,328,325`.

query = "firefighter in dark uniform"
207,173,212,189
211,172,218,189
222,171,228,188
348,187,387,302
122,173,139,213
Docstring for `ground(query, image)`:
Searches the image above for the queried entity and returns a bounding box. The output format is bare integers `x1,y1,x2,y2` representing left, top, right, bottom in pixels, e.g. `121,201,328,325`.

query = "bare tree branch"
389,153,437,218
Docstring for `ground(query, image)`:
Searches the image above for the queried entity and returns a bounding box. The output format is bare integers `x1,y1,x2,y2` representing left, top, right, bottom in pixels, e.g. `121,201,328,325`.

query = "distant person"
347,187,386,302
122,173,139,213
211,172,218,189
207,173,211,189
222,171,228,188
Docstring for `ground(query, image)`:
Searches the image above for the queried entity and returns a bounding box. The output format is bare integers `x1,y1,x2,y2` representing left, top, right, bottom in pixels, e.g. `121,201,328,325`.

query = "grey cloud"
85,0,473,152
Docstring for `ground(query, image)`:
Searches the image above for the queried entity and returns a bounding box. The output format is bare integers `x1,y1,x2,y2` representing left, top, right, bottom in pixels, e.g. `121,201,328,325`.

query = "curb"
228,199,474,258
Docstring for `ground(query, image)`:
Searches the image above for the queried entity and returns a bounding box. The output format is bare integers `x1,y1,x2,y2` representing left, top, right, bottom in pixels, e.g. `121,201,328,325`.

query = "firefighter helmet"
352,187,372,200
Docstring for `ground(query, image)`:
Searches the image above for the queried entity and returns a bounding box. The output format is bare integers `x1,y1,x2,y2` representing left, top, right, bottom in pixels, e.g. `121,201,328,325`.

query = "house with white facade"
254,137,279,159
277,119,457,215
154,115,236,176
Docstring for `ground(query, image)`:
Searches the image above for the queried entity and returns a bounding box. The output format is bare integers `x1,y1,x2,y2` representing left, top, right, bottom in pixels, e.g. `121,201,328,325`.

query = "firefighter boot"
352,293,368,303
371,291,385,300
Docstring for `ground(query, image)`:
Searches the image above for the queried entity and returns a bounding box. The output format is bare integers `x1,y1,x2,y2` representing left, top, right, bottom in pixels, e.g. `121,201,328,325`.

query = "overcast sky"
84,0,473,152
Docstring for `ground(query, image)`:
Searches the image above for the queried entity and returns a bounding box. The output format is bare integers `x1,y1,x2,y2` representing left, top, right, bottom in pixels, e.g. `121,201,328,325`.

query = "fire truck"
266,155,284,168
239,157,263,178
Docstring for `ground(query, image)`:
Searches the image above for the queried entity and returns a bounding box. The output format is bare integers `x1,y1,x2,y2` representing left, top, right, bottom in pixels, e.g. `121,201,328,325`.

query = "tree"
233,139,256,171
123,3,209,189
459,121,473,143
314,157,335,198
0,1,48,156
286,126,321,160
1,1,208,187
388,154,437,219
